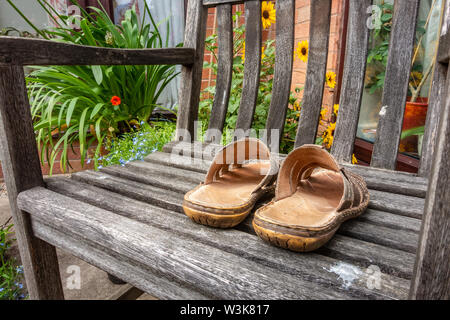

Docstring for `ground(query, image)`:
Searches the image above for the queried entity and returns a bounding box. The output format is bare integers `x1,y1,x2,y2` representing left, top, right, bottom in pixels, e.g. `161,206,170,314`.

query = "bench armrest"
0,36,195,66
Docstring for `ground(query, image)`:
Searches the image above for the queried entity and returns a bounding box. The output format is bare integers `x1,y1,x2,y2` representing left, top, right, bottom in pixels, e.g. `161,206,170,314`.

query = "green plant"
199,11,302,154
100,121,175,167
9,0,179,174
366,1,426,96
1,223,26,300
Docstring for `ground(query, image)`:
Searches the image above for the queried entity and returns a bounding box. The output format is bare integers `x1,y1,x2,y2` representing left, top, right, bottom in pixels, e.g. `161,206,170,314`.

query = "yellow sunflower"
410,71,423,87
352,154,358,164
296,40,308,62
326,71,337,89
242,42,266,64
261,1,276,29
322,122,336,149
320,107,327,120
333,104,339,115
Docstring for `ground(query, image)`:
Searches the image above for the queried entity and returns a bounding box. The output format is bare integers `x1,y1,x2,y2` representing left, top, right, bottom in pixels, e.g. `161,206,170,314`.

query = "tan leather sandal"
183,138,278,228
253,144,369,252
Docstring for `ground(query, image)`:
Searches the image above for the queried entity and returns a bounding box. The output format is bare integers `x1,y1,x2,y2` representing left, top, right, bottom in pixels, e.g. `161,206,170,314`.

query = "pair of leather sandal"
183,138,369,252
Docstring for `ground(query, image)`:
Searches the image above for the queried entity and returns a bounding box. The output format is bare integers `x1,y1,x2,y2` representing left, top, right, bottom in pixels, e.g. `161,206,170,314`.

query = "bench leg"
0,65,64,299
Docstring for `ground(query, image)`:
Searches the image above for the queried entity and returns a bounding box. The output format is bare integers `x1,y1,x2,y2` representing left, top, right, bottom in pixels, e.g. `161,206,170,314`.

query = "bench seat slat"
32,220,208,299
20,186,375,300
72,172,418,275
44,178,410,299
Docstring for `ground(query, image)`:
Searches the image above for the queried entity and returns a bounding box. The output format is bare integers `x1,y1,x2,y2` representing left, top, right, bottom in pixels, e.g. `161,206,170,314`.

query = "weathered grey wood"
176,0,207,142
19,187,363,300
358,209,421,234
0,65,63,300
369,190,425,219
159,143,429,197
45,178,410,299
265,0,295,149
295,0,332,147
320,235,416,280
410,63,450,300
205,4,234,142
80,161,420,254
340,221,419,254
371,0,420,169
419,5,448,177
331,0,371,162
31,221,208,300
437,1,450,64
203,0,249,7
67,169,416,278
0,37,195,66
234,0,262,137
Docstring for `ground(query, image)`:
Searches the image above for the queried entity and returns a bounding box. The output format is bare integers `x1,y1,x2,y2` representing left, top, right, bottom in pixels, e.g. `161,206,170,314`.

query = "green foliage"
9,0,179,174
100,121,176,167
199,11,302,154
366,2,426,94
0,224,26,300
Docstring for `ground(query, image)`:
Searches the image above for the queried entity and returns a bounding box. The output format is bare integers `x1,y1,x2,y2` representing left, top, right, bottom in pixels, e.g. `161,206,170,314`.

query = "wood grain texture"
234,0,262,137
331,0,371,162
294,0,332,147
69,167,416,279
371,0,420,169
205,4,234,142
203,0,248,7
265,0,295,149
419,7,448,177
437,1,450,64
19,187,366,300
0,66,63,299
410,63,450,300
176,0,207,142
0,37,195,66
45,177,410,299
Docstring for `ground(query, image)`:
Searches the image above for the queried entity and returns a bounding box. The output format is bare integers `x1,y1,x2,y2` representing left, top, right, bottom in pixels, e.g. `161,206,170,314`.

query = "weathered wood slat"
234,0,262,137
176,0,207,142
45,178,410,299
410,61,450,300
294,0,332,147
358,209,421,234
437,2,450,64
68,170,416,278
32,221,208,300
331,0,371,162
0,37,195,66
371,0,420,169
205,4,234,142
419,7,448,177
369,190,424,219
19,187,364,300
203,0,248,7
74,162,419,253
265,0,295,148
0,65,64,300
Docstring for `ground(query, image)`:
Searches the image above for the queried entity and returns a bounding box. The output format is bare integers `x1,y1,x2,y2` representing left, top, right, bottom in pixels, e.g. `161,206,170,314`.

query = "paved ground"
0,180,156,300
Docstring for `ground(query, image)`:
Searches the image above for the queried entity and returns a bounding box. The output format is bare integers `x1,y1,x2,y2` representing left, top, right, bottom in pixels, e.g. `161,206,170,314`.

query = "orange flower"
111,96,121,106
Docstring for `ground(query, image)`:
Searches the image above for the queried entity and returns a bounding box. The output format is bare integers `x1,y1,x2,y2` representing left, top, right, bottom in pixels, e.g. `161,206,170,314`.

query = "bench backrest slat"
294,0,332,147
264,0,295,147
176,0,208,142
205,4,234,143
234,0,263,138
371,0,420,169
331,0,371,163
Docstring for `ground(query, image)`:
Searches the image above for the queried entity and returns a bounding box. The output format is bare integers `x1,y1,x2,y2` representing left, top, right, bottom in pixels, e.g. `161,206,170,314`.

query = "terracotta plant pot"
402,97,428,131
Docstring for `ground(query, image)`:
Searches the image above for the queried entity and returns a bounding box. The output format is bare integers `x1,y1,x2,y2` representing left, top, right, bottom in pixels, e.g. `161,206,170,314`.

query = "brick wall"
201,0,345,130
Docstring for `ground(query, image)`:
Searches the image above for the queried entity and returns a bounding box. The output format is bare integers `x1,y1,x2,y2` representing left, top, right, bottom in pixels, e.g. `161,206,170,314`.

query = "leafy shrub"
0,223,26,300
100,121,176,167
198,11,302,154
9,0,179,173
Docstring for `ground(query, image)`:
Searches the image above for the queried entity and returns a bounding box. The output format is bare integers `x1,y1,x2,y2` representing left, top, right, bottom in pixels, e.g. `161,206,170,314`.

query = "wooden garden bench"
0,0,448,299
